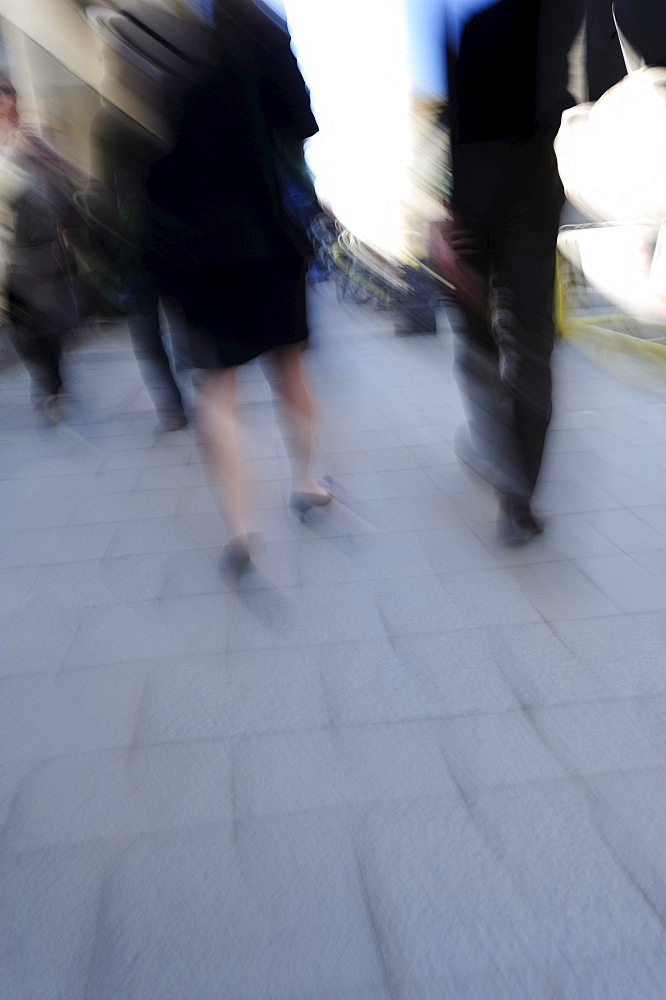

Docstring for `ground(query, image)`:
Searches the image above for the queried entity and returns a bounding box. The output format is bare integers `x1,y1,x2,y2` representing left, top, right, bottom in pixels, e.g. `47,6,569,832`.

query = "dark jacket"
89,104,168,308
446,0,586,144
146,5,317,278
4,133,80,336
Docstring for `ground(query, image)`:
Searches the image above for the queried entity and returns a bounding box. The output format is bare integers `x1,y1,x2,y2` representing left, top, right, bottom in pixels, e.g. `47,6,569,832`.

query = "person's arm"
255,12,319,227
256,14,318,142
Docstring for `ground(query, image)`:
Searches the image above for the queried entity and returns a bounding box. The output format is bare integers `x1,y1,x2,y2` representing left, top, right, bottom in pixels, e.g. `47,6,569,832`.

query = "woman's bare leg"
197,367,249,543
268,344,328,496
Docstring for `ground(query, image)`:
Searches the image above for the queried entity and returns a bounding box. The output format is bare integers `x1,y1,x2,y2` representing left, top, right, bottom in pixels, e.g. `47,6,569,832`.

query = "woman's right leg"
268,344,328,498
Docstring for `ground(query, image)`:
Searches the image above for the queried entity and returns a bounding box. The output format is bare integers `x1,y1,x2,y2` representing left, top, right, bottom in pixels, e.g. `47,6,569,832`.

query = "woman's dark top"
144,4,318,368
147,7,317,268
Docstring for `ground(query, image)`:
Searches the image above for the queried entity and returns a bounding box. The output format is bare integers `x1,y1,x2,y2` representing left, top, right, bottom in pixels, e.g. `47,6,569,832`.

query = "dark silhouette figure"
145,0,330,571
444,0,585,542
0,76,80,423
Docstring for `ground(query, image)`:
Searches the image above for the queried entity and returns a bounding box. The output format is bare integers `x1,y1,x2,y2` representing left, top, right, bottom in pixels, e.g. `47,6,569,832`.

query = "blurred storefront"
0,1,204,174
1,0,432,259
0,0,107,172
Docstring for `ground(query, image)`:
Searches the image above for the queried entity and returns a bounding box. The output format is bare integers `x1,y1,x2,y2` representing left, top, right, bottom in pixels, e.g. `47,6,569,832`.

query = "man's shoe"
38,395,60,426
156,412,188,433
498,496,544,545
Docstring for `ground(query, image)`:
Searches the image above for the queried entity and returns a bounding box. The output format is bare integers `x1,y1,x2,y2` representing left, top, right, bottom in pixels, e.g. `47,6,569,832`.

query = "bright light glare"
559,224,666,323
284,0,412,257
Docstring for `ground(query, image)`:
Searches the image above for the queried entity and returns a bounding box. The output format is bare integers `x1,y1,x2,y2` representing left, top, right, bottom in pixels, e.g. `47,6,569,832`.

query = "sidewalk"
2,284,666,1000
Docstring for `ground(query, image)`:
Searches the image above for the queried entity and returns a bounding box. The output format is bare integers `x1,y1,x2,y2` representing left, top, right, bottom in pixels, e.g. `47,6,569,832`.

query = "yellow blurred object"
556,250,666,394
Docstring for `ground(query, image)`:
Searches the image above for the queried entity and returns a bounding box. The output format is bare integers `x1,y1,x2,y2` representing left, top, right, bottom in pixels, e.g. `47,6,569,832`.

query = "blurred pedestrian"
0,75,79,424
440,0,585,543
146,0,330,573
90,1,214,432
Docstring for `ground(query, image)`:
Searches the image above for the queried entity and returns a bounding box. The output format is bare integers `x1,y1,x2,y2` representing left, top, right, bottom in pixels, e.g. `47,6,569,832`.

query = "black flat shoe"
156,413,188,434
220,537,251,578
289,488,333,523
498,497,544,546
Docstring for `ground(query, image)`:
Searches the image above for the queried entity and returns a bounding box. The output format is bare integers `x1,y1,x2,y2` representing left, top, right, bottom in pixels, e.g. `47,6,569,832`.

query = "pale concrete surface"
1,285,666,1000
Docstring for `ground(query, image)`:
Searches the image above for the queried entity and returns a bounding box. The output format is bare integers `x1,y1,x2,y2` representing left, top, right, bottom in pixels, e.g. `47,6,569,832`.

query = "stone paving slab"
2,288,666,999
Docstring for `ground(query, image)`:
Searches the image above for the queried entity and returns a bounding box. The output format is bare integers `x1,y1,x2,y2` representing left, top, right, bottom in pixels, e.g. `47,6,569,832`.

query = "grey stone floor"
1,285,666,1000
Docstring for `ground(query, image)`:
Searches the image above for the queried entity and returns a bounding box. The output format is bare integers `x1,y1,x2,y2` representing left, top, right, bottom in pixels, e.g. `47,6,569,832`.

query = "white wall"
0,0,103,92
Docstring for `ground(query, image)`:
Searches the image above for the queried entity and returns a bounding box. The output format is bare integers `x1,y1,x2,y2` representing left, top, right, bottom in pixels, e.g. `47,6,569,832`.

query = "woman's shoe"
289,486,332,523
497,496,544,545
156,412,188,434
220,536,252,578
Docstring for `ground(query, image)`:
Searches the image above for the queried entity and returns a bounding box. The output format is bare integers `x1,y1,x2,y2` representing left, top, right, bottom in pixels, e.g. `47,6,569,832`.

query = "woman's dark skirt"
165,256,309,370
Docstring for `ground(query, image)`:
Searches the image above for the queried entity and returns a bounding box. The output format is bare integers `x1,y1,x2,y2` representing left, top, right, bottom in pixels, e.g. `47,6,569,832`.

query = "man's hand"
429,217,489,319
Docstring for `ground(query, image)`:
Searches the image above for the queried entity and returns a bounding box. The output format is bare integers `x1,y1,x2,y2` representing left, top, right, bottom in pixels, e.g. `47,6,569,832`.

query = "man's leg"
31,335,63,400
11,325,63,418
494,140,564,501
449,143,517,493
450,138,563,539
451,304,520,493
127,287,186,427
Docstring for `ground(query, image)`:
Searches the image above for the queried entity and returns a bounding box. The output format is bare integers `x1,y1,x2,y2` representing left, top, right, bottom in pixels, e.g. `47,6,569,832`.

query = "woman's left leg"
197,366,249,548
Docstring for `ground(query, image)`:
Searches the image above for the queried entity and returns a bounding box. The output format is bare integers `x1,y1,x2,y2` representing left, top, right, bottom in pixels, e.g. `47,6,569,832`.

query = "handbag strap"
612,3,645,74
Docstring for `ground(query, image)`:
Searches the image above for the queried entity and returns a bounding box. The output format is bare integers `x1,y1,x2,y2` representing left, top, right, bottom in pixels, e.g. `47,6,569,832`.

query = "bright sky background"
265,0,448,253
270,0,447,95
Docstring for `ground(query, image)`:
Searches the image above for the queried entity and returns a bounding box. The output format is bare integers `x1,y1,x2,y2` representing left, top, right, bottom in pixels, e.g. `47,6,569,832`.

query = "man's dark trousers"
451,134,564,501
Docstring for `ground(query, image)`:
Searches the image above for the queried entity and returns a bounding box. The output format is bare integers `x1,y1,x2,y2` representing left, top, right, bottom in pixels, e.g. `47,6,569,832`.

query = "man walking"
442,0,586,542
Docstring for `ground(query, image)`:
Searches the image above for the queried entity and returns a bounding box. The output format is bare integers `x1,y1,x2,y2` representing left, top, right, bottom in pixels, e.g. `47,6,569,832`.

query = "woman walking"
143,0,330,572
